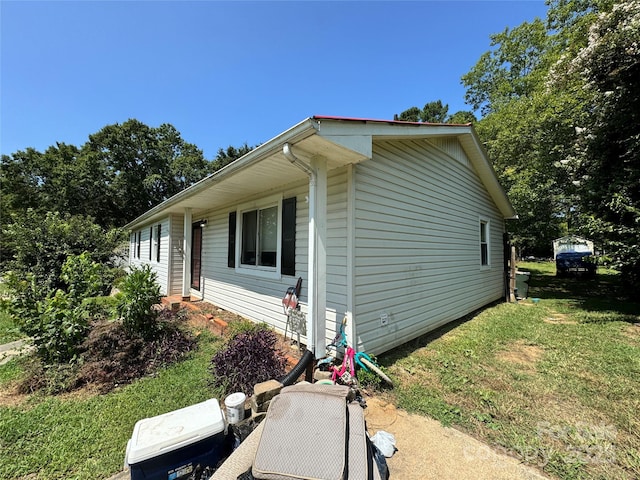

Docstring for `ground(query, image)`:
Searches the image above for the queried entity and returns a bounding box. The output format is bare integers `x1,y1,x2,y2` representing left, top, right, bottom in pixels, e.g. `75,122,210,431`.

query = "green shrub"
356,363,385,390
1,271,42,319
10,288,90,364
18,357,81,395
1,209,124,294
1,268,100,365
116,265,162,338
61,252,117,299
79,295,119,321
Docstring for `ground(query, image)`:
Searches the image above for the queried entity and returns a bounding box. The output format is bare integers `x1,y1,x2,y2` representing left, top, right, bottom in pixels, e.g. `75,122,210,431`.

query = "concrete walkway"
0,339,32,365
366,396,549,480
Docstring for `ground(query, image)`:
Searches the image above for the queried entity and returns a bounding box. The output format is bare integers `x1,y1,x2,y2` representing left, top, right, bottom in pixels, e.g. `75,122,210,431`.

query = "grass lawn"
0,330,225,480
382,261,640,480
1,264,639,479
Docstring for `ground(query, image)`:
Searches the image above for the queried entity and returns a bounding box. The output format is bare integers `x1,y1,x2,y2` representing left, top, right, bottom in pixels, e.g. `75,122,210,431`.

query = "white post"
182,208,192,300
307,156,327,358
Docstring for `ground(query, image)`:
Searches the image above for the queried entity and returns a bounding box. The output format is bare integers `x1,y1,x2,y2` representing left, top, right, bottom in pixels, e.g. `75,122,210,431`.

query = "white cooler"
125,398,231,480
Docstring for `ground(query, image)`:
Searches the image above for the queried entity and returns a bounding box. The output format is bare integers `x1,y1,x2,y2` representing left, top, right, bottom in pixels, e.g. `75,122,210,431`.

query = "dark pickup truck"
556,251,597,278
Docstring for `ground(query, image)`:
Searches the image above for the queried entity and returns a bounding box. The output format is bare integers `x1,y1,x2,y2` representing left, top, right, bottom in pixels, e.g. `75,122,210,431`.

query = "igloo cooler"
125,398,231,480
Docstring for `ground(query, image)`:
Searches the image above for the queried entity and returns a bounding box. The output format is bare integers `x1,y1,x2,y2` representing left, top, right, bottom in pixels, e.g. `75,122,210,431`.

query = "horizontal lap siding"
199,184,310,336
354,139,505,355
193,171,348,345
325,168,349,343
129,217,171,295
169,214,184,295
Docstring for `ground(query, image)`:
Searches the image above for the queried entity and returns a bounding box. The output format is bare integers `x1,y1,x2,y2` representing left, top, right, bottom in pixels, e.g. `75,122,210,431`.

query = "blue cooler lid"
126,398,224,465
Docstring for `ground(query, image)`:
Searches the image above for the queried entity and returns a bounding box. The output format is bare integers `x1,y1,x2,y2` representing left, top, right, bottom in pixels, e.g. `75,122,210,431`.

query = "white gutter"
124,118,319,230
282,143,325,358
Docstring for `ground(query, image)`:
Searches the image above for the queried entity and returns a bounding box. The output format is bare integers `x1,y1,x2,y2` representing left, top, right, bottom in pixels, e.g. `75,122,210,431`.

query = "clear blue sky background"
1,1,547,160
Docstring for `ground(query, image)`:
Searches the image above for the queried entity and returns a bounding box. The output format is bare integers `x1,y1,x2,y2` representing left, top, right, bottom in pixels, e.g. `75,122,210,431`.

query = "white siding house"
126,117,516,357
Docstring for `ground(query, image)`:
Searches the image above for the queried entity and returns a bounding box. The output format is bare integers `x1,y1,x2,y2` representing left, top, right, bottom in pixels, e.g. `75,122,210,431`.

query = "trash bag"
370,430,397,458
367,436,390,480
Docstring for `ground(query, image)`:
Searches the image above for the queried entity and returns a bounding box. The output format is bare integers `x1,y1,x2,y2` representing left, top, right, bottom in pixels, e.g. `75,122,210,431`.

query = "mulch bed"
174,299,307,368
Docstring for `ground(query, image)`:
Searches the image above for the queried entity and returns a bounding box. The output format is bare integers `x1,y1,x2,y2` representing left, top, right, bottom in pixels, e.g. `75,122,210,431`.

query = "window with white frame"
241,204,278,268
480,219,489,266
229,195,296,277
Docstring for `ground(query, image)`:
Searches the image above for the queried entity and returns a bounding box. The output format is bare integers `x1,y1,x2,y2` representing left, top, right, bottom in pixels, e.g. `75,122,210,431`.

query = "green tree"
461,0,639,276
210,143,255,172
395,101,449,123
394,101,476,124
395,106,422,122
0,148,45,215
421,100,450,123
474,91,573,257
82,119,210,225
549,1,640,287
2,121,211,229
447,110,477,124
2,210,123,294
461,18,550,115
460,2,598,256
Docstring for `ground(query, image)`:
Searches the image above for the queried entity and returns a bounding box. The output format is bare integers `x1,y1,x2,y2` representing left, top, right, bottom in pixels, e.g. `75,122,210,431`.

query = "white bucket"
224,392,246,425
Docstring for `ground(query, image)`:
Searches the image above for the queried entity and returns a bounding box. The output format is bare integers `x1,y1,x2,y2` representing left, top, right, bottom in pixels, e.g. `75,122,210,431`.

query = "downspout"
282,143,319,358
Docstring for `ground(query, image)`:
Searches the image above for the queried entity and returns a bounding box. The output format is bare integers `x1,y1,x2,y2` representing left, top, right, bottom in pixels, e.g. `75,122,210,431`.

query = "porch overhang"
125,118,370,230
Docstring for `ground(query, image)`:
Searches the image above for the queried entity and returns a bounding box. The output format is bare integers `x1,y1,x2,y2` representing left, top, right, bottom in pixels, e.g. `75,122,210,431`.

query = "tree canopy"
0,120,255,269
394,100,477,124
462,0,639,287
1,120,211,229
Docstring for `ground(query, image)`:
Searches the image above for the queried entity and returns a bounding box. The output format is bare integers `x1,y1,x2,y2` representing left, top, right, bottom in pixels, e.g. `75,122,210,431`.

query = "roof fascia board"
315,117,469,139
124,118,318,229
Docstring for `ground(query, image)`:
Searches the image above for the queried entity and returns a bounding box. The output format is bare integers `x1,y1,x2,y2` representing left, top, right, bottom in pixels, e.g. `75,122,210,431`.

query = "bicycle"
320,317,393,388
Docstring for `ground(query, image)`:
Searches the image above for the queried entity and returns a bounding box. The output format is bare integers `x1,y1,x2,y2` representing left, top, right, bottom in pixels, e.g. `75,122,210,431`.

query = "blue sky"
1,1,548,160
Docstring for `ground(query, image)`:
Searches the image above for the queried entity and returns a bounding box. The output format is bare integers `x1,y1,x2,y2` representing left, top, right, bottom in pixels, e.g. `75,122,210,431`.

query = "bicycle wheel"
359,357,393,388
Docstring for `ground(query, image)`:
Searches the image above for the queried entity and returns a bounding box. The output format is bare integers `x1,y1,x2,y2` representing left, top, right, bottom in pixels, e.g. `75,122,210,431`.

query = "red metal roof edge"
312,115,472,127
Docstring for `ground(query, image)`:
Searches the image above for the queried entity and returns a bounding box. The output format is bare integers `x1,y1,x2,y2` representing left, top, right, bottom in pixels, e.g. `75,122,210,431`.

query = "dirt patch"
496,341,544,370
622,323,640,341
543,313,577,325
183,302,305,364
0,383,28,407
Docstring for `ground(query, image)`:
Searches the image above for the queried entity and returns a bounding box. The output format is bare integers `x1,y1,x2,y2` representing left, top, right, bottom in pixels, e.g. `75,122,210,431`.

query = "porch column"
308,156,327,358
182,208,192,300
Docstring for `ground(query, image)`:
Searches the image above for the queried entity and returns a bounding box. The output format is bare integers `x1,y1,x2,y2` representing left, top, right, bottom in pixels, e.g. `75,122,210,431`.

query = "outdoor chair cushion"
251,384,375,480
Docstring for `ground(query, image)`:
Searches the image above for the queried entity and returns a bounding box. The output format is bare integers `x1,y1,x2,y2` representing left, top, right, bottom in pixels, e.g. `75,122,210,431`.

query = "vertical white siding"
429,137,469,168
353,138,505,355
